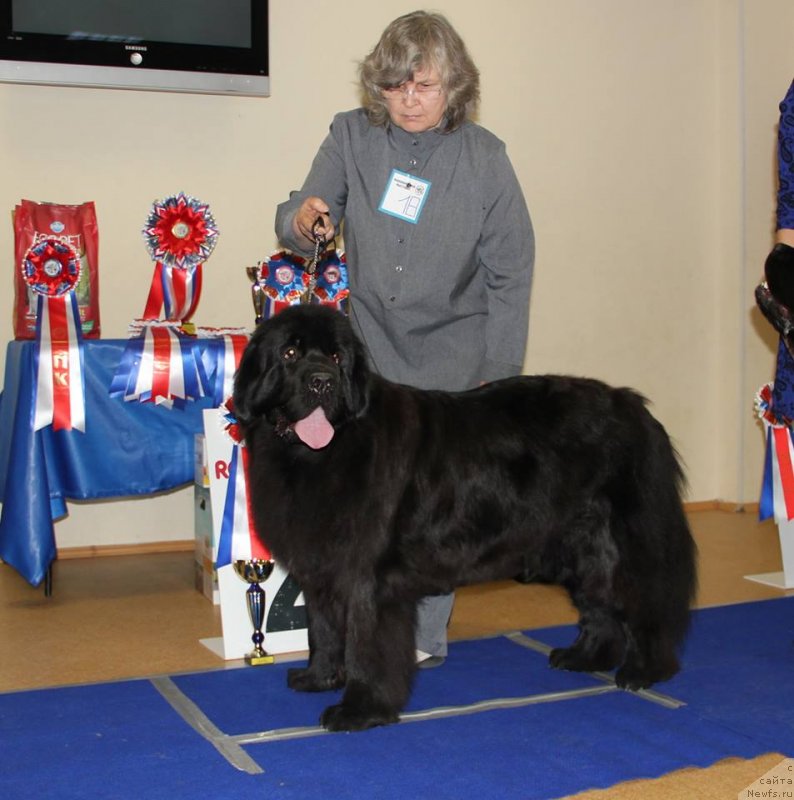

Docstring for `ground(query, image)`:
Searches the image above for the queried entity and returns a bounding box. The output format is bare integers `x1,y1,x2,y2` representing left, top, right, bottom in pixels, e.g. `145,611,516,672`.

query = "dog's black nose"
309,372,334,396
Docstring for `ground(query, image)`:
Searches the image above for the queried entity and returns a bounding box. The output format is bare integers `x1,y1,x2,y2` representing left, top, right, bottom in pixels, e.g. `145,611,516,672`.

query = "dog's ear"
343,332,371,417
233,334,280,429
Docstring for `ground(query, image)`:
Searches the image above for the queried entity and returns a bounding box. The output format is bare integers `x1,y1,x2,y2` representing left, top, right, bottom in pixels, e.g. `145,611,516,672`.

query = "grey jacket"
275,108,534,391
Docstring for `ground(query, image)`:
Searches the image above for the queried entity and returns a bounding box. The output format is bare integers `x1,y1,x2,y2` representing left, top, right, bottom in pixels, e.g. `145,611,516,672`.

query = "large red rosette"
111,194,219,407
142,192,218,322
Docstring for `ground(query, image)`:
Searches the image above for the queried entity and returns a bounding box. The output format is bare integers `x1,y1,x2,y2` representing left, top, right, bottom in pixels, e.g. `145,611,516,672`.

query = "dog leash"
301,216,327,304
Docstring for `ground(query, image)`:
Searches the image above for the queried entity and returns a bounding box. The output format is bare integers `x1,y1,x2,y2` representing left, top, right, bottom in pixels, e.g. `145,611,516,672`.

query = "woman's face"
382,65,446,133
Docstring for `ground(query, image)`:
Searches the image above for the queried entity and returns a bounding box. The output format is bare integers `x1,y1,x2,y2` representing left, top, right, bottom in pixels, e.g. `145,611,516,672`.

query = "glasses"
382,81,443,100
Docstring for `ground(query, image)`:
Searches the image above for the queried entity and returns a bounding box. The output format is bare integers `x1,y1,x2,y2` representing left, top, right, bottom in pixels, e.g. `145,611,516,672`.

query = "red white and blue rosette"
254,247,349,319
111,194,218,407
258,250,309,318
214,398,272,567
756,382,794,522
311,249,349,313
22,237,86,431
142,192,218,322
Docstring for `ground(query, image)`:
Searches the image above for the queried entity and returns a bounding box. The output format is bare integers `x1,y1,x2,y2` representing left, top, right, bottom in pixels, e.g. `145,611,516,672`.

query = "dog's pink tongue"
294,407,334,449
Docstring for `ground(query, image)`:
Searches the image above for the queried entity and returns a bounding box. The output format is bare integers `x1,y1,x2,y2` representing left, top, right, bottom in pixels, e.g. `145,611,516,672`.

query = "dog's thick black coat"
234,305,697,732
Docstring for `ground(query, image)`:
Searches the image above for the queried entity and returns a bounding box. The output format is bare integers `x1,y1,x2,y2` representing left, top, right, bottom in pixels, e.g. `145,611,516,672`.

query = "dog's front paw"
614,665,655,691
615,657,679,692
287,666,344,693
320,702,399,732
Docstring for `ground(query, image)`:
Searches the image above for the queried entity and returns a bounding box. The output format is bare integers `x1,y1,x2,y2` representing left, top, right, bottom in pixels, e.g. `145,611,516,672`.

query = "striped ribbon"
215,443,271,567
142,262,203,322
31,293,86,432
756,382,794,522
195,329,249,406
109,321,203,407
206,345,270,567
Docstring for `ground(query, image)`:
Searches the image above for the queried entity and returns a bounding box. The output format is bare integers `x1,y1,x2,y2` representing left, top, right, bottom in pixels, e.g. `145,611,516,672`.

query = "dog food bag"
13,199,101,339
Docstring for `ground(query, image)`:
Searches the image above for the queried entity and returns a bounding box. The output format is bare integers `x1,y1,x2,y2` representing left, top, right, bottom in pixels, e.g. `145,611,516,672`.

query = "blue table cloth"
0,339,219,587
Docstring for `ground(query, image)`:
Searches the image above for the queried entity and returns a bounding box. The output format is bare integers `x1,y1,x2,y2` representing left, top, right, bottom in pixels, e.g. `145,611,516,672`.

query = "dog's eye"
331,353,341,365
283,346,298,361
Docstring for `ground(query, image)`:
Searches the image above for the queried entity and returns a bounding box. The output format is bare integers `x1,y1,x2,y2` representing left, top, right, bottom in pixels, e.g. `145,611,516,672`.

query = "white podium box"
745,518,794,589
193,433,219,603
193,482,219,604
199,409,308,660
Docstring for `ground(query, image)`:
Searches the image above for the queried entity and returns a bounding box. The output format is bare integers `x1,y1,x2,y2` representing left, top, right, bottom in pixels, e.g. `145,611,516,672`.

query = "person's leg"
415,593,454,666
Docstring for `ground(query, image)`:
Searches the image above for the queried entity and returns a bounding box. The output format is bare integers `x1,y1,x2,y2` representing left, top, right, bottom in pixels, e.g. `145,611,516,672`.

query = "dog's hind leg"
615,625,681,691
548,503,627,674
549,606,626,673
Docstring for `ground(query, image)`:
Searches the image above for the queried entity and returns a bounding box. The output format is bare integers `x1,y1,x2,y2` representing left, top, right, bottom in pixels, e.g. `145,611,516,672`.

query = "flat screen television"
0,0,269,96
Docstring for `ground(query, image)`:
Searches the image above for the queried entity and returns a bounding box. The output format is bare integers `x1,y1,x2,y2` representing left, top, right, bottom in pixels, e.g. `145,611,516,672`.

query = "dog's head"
233,305,370,449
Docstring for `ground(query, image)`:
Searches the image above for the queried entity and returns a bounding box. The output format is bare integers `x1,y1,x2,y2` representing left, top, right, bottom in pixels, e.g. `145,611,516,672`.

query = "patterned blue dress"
772,80,794,418
777,81,794,230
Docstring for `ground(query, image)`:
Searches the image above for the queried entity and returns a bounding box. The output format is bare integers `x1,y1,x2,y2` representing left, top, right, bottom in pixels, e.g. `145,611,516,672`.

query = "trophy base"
245,652,275,666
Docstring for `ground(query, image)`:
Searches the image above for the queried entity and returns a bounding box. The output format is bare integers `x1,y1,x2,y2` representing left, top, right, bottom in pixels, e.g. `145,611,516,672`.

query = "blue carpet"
172,635,603,735
0,680,226,800
1,598,792,800
534,594,794,756
239,693,768,800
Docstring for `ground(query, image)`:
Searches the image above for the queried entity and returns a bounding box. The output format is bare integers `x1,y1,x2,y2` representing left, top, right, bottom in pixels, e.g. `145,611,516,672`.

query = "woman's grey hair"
359,11,480,132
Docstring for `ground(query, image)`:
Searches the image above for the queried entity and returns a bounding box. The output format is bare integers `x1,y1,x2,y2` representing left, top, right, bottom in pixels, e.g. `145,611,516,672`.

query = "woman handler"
275,10,535,667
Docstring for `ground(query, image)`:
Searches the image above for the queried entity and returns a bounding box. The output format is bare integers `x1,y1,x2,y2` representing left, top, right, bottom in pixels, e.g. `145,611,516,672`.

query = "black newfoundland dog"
233,304,697,732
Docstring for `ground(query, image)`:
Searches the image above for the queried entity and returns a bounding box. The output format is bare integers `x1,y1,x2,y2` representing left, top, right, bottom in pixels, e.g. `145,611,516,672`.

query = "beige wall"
740,2,793,504
0,1,791,548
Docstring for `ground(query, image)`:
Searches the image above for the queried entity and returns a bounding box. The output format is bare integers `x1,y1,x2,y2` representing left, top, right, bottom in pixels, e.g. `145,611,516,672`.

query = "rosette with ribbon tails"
258,250,309,318
142,193,218,322
22,238,86,431
214,399,272,568
110,193,218,407
311,249,349,312
757,382,794,522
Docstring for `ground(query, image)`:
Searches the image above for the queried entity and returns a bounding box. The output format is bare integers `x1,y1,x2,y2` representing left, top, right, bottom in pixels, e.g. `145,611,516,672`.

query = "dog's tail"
610,391,698,647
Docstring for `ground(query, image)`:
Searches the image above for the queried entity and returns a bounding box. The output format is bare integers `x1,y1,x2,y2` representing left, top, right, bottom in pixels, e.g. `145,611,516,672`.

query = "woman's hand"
293,197,336,246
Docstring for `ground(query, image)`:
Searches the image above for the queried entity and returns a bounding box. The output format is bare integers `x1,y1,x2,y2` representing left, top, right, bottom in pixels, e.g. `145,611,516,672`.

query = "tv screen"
0,0,269,96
